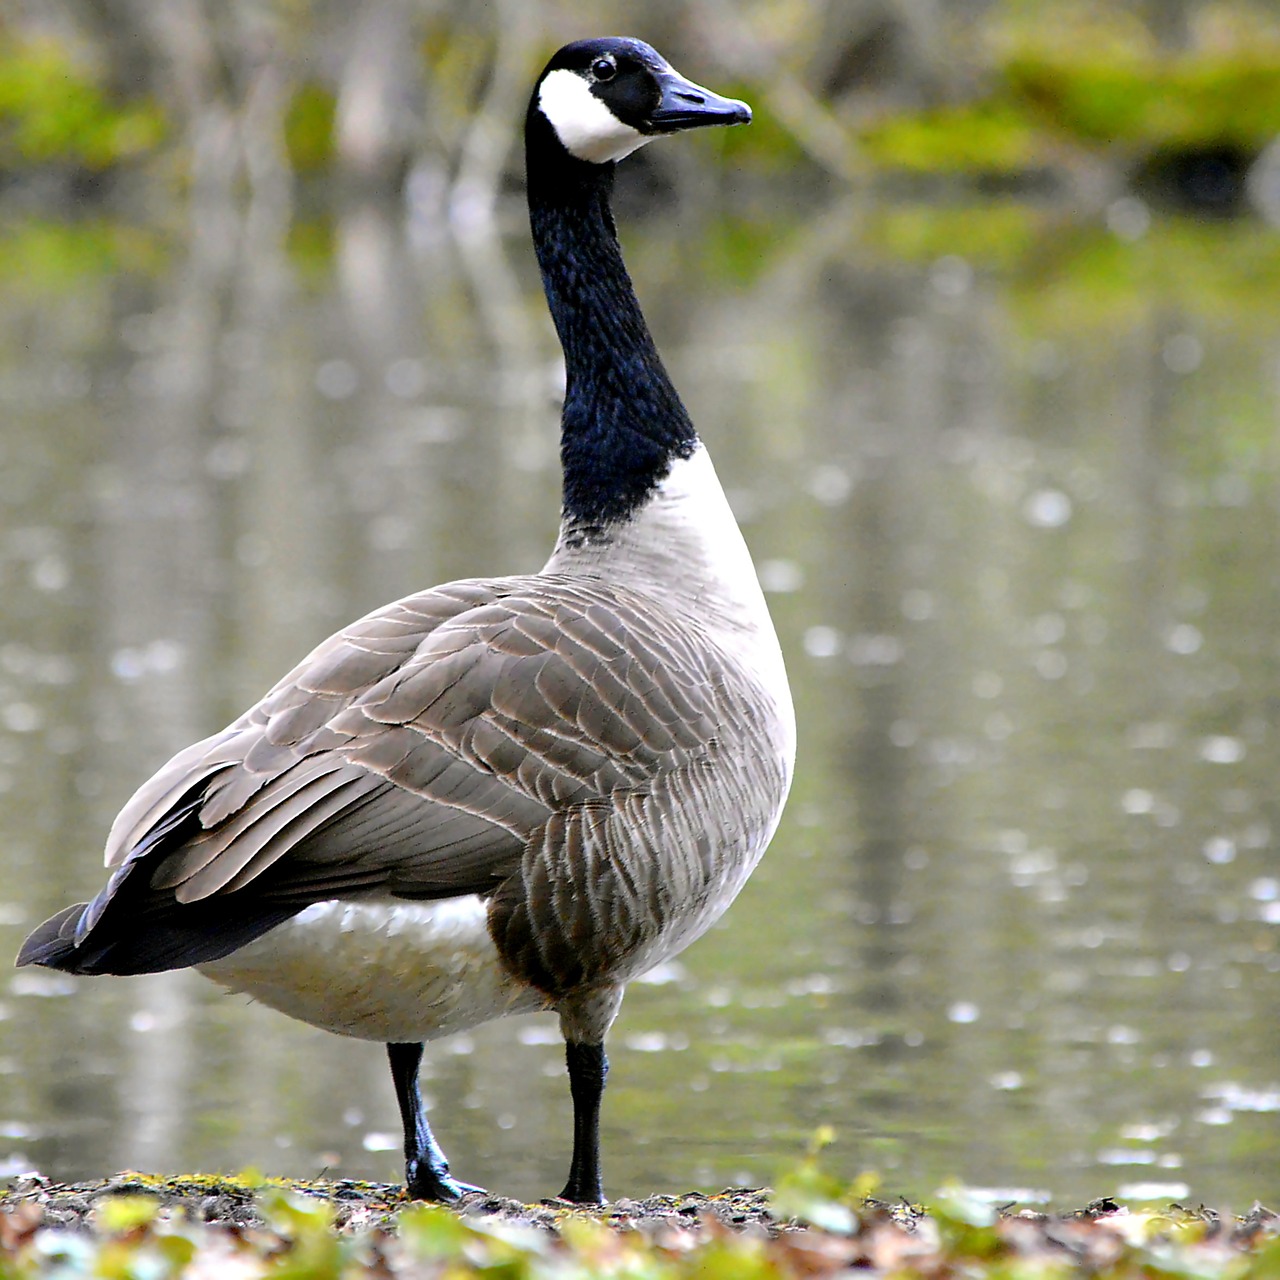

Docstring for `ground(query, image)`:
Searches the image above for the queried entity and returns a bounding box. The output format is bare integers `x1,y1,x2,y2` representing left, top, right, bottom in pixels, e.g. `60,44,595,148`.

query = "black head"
529,37,751,166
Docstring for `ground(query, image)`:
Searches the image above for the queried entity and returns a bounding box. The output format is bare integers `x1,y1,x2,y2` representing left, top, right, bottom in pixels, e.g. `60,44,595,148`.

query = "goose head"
529,37,751,168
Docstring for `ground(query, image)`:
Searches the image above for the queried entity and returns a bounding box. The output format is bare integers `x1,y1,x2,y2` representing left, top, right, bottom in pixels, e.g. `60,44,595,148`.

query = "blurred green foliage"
3,2,1279,185
861,201,1054,270
7,192,1280,339
0,38,164,171
1009,218,1280,329
859,48,1280,175
833,1,1280,175
770,1126,876,1233
719,86,811,176
286,217,337,285
0,220,167,296
856,203,1280,329
858,102,1047,176
693,212,802,286
1005,53,1280,148
284,83,337,175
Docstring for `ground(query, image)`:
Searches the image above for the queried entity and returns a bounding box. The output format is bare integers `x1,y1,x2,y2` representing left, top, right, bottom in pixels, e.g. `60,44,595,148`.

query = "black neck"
526,118,697,541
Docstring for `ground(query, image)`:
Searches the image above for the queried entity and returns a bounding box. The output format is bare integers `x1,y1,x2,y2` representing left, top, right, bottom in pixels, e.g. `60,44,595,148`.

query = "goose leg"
558,1040,608,1203
386,1041,480,1201
554,987,623,1204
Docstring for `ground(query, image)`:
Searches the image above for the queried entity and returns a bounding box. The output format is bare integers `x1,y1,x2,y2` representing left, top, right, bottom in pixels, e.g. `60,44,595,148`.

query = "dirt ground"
0,1173,791,1235
1,1171,1275,1243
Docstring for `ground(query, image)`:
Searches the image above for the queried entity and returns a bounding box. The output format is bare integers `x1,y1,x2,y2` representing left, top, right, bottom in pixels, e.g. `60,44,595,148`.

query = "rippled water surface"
0,181,1277,1208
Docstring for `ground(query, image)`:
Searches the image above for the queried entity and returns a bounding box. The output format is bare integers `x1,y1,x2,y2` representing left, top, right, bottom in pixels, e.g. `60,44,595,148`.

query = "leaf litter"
0,1170,1276,1278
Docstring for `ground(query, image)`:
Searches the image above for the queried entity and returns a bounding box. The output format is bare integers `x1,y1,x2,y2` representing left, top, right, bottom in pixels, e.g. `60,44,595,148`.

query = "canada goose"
17,37,795,1205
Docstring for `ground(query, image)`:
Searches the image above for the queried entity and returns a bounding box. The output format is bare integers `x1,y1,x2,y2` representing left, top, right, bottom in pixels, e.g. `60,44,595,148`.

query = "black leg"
558,1040,608,1204
386,1041,480,1201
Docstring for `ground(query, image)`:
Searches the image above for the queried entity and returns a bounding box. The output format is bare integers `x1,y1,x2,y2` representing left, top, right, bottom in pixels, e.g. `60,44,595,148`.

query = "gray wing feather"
105,575,734,913
159,763,380,899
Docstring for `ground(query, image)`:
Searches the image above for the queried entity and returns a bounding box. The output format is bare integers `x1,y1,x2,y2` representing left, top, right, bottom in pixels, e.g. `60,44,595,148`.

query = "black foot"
405,1161,484,1202
555,1178,605,1205
556,1187,605,1205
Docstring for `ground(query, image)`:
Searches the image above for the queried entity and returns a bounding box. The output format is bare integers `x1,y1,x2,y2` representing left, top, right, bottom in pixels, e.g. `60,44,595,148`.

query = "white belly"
198,897,549,1043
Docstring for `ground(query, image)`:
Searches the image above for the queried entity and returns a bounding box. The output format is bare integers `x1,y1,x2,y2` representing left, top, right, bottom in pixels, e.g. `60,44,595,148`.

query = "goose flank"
17,37,795,1206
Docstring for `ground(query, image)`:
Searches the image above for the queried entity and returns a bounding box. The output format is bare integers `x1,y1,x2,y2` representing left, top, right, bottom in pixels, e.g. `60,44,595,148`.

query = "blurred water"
0,181,1277,1209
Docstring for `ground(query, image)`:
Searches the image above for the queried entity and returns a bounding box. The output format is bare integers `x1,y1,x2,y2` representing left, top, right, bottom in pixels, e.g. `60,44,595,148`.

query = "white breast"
198,897,548,1043
546,444,797,777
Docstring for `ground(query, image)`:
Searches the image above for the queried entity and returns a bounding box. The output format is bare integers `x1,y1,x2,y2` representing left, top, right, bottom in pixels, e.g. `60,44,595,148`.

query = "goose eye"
591,56,616,82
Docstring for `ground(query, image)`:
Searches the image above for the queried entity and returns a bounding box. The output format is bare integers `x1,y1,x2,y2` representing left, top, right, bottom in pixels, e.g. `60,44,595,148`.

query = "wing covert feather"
104,574,752,914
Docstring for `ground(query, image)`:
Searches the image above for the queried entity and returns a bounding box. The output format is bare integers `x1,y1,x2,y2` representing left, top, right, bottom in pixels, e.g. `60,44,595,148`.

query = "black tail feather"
14,903,90,969
17,876,301,975
15,781,304,976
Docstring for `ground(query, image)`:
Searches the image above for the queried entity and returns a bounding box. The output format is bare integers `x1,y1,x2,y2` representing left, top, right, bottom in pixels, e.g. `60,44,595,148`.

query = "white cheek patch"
538,68,652,164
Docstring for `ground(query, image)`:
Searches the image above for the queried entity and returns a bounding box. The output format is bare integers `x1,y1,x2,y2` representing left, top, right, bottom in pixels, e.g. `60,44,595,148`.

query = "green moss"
102,1171,275,1195
91,1196,162,1234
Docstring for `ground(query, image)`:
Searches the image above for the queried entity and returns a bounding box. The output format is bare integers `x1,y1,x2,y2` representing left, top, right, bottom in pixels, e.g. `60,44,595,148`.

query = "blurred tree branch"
2,0,1278,206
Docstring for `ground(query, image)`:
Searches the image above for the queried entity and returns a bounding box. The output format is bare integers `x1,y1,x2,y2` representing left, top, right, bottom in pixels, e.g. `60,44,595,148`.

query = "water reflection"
0,184,1277,1207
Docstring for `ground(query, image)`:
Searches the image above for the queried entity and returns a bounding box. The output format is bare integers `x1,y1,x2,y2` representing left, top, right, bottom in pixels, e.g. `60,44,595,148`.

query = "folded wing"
24,574,724,973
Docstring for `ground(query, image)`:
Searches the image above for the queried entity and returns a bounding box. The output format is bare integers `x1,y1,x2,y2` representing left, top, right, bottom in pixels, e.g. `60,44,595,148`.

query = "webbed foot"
405,1158,484,1202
